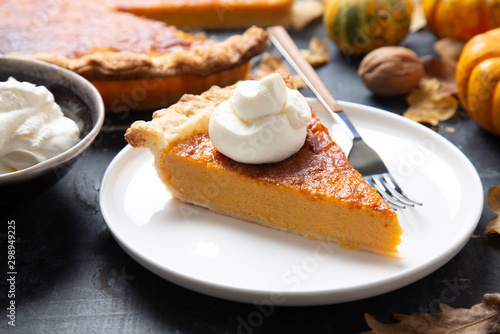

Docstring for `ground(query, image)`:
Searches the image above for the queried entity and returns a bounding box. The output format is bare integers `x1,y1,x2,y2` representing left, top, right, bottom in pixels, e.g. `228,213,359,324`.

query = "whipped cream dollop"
0,77,80,174
209,73,311,164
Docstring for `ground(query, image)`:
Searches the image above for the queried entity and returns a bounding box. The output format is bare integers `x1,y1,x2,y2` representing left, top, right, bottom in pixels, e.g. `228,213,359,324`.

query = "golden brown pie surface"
0,0,206,59
125,75,402,257
0,0,268,111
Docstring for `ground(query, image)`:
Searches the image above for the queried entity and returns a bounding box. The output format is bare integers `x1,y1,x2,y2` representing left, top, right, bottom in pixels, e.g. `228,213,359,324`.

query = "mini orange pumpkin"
456,28,500,135
423,0,500,40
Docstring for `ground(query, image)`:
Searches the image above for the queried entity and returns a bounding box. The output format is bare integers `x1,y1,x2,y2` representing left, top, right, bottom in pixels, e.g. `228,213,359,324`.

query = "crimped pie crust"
125,69,295,153
12,26,268,81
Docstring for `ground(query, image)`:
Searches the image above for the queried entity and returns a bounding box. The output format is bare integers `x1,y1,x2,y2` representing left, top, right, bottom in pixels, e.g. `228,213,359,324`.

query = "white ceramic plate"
100,101,483,306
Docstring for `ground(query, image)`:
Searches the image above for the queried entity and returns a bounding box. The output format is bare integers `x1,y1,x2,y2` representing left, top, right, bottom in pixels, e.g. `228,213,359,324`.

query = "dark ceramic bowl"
0,56,104,204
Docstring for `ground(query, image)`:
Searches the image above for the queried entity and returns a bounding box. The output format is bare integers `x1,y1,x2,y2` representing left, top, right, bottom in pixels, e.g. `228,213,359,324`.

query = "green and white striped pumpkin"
323,0,413,56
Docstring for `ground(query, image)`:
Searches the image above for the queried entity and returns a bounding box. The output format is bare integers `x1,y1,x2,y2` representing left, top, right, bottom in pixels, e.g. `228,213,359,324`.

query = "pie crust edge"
11,26,269,81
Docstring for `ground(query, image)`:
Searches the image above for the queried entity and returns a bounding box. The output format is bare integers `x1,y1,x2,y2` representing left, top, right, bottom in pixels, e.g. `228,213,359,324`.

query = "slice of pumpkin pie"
125,72,402,257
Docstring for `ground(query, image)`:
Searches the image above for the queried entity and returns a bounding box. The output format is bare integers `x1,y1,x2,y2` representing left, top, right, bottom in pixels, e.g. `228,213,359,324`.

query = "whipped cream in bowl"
209,73,312,164
0,77,81,174
0,56,104,204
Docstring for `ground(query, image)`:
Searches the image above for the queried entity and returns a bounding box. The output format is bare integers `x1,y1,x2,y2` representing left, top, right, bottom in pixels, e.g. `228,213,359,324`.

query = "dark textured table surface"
2,23,500,333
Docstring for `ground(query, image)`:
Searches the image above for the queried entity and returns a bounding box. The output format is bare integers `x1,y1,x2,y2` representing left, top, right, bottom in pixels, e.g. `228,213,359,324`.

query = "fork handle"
267,25,361,142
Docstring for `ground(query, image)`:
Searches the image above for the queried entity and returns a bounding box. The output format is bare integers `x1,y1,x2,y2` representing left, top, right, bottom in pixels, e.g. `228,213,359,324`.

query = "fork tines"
365,174,423,210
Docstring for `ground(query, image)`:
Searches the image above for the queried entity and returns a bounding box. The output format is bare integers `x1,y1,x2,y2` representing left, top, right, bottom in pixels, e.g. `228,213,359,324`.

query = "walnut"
358,46,424,96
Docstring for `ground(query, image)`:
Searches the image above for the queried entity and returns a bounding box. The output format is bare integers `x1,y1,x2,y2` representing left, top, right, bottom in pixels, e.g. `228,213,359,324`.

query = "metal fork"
267,26,422,209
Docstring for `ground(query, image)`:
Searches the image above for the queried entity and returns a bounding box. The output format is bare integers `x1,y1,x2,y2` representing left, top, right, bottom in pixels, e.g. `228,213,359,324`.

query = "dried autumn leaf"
488,186,500,213
254,53,290,79
301,37,330,67
253,53,307,89
409,0,427,33
291,0,324,31
486,185,500,235
419,38,465,96
404,79,458,126
487,220,500,235
363,293,500,333
421,55,458,96
434,38,465,63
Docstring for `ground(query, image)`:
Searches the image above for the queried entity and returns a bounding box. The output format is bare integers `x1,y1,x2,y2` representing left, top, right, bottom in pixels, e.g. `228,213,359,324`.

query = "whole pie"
0,0,268,112
125,72,402,257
